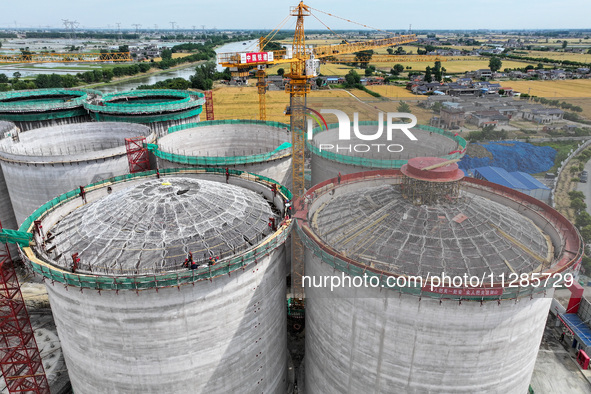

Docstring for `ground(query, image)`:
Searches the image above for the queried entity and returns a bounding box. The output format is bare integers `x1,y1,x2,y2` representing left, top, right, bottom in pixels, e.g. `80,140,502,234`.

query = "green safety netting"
151,142,292,166
150,119,293,166
85,90,205,114
0,88,96,112
20,167,292,291
167,119,290,134
89,107,203,124
306,123,467,169
0,108,88,121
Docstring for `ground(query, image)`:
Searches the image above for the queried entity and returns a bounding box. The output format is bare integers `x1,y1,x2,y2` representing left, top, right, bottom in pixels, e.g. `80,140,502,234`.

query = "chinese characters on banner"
240,52,275,64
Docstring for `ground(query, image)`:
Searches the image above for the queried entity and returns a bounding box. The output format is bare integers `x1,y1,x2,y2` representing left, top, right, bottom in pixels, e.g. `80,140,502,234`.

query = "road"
576,159,591,217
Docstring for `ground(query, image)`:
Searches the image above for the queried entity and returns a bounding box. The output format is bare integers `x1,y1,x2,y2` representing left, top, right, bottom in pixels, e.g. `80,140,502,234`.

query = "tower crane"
218,1,418,303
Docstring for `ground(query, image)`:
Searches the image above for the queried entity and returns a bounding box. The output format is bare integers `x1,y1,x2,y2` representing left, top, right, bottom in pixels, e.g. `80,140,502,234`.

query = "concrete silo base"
45,246,287,394
304,254,551,394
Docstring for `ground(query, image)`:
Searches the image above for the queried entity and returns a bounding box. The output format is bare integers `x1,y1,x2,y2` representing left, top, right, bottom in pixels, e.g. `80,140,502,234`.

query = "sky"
3,0,591,31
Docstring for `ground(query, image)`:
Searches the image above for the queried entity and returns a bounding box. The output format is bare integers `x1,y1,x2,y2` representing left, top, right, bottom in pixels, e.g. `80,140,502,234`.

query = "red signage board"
240,52,274,64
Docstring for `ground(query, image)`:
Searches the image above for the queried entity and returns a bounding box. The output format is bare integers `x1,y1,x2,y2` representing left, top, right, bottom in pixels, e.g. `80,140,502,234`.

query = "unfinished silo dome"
296,159,582,394
50,177,276,273
154,119,292,186
0,88,94,131
85,90,205,137
308,122,466,185
20,170,292,394
0,122,154,224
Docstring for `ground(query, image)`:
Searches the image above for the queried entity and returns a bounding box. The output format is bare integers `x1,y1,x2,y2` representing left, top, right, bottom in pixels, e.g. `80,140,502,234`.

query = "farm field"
212,85,428,124
370,59,529,73
498,79,591,98
364,85,425,98
265,58,529,76
151,53,193,62
517,51,591,63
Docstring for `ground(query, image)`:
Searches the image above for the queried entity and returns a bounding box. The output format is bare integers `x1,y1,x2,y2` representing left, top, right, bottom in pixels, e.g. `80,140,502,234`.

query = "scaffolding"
204,91,214,121
0,52,132,64
125,136,150,173
85,90,205,115
0,219,49,394
0,89,98,113
401,176,461,205
295,170,583,301
18,168,293,291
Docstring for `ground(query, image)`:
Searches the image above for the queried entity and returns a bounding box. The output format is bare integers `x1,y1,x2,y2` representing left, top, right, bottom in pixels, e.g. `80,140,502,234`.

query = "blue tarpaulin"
459,141,556,174
560,313,591,348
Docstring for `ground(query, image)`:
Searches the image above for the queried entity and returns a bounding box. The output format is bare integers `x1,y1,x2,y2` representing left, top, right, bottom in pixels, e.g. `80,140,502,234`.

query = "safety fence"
150,142,292,166
84,90,205,115
0,108,88,121
167,119,290,134
0,88,98,112
306,123,467,168
20,167,292,291
294,169,582,302
150,119,292,165
89,107,203,124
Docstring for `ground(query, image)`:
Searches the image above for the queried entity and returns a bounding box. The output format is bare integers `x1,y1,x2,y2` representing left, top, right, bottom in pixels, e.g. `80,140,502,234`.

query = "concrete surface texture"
157,123,292,186
0,121,18,258
99,114,201,137
305,257,551,394
531,316,591,394
27,174,289,393
45,246,287,393
299,172,581,393
310,127,460,185
0,122,153,224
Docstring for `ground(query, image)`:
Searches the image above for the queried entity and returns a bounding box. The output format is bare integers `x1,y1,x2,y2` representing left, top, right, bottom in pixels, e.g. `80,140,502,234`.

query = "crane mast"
285,1,312,301
216,1,419,304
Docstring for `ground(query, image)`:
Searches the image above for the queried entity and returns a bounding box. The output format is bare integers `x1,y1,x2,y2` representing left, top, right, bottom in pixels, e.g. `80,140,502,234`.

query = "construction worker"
337,172,342,184
79,186,86,203
272,183,278,198
225,168,230,183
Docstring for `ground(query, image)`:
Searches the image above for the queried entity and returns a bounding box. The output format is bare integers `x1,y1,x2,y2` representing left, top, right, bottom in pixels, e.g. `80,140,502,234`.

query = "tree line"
0,37,230,92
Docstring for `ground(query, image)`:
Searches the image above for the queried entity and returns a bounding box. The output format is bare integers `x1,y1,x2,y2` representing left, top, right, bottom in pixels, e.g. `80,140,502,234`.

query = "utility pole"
169,21,176,33
62,19,79,39
116,22,122,40
132,24,141,36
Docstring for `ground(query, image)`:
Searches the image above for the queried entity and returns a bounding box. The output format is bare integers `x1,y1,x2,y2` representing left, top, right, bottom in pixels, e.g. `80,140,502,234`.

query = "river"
95,39,259,93
0,39,260,93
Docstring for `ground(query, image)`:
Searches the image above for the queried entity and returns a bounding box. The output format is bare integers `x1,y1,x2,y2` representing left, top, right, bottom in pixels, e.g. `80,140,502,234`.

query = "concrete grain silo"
0,121,18,256
154,120,292,187
19,169,292,393
85,90,205,137
308,123,466,185
0,122,154,224
295,158,582,394
0,89,95,131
